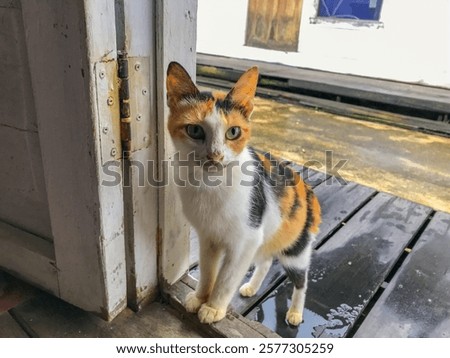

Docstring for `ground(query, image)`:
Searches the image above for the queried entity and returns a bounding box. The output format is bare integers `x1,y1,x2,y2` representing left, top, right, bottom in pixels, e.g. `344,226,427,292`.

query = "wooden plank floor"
0,271,207,338
187,165,449,338
2,167,448,338
355,211,450,338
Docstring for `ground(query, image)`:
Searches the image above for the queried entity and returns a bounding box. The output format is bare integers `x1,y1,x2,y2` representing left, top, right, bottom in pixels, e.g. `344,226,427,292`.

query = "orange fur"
222,111,251,154
262,175,312,255
166,61,321,327
168,100,214,139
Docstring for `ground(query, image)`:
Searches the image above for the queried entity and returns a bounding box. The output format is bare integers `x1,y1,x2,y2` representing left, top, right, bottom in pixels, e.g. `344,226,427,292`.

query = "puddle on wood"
247,279,365,338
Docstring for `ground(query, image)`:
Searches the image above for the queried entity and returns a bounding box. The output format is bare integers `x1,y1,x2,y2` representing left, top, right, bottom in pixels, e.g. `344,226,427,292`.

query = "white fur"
171,108,311,325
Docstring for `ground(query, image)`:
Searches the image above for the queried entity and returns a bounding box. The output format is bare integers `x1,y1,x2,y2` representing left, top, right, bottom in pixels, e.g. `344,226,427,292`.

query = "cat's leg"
185,239,222,313
284,268,308,326
279,240,313,326
239,253,272,297
197,239,259,324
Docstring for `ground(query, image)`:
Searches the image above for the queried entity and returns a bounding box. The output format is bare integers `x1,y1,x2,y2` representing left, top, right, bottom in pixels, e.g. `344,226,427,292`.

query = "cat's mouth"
202,160,227,171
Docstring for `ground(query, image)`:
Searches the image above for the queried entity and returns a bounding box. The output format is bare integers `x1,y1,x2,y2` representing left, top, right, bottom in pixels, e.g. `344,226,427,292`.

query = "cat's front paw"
185,292,206,313
286,308,303,326
239,282,257,297
198,303,226,324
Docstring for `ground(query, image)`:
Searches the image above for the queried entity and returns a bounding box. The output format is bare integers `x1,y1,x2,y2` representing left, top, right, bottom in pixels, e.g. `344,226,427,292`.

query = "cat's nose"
207,152,224,162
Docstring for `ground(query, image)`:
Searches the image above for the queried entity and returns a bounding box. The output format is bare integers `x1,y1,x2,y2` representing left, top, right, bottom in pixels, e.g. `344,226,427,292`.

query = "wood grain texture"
119,0,159,310
10,291,205,338
355,211,450,338
21,0,126,319
156,0,197,285
166,281,278,338
247,192,432,337
246,0,303,51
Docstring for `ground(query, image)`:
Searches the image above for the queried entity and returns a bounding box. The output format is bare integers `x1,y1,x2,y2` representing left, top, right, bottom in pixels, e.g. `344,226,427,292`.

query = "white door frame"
155,0,198,287
0,0,198,320
20,0,127,320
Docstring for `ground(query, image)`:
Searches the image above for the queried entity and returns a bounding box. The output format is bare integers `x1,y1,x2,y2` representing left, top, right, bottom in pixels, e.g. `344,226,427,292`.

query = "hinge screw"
142,88,148,96
99,70,105,79
110,148,117,157
135,63,141,71
102,127,109,134
107,96,114,106
136,114,142,121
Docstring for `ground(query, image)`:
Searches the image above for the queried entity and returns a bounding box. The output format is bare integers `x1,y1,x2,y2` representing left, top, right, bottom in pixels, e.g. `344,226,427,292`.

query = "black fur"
215,97,248,117
248,148,267,228
282,187,315,256
284,267,307,289
289,190,301,218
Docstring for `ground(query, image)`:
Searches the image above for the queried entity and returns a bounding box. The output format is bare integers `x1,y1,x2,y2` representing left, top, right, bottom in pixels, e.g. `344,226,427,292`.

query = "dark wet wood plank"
313,178,377,246
355,211,450,338
10,292,206,338
246,192,432,338
0,312,28,337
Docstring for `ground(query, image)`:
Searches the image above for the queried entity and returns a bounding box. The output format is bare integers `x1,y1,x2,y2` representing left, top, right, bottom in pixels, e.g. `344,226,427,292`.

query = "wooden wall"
0,1,53,240
245,0,303,52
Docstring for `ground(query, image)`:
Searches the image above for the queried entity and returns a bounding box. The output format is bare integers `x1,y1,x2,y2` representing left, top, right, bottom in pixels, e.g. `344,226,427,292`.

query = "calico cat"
166,62,321,326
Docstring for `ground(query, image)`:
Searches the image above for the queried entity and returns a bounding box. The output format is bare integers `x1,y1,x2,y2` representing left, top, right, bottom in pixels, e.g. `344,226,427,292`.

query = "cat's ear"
225,66,259,118
166,62,199,109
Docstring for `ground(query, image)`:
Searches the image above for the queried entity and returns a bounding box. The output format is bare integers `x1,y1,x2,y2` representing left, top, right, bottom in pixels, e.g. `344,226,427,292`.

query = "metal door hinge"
116,51,152,160
95,60,121,165
118,51,131,159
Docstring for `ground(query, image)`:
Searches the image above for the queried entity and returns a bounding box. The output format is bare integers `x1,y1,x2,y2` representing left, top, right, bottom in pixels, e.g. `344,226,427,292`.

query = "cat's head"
166,62,258,167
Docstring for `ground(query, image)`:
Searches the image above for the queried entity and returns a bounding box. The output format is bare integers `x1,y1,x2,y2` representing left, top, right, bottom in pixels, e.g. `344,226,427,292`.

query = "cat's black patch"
284,267,307,289
282,188,315,256
197,91,214,101
180,91,214,104
248,148,267,228
215,97,248,117
289,190,301,218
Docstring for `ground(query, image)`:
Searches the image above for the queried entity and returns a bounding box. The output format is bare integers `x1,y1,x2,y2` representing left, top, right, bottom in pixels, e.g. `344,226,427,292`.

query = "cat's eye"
225,126,241,140
186,124,205,140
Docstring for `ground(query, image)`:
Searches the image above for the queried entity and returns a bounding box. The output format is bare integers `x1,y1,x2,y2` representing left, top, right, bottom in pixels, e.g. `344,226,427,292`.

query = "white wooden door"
0,0,127,320
0,0,197,320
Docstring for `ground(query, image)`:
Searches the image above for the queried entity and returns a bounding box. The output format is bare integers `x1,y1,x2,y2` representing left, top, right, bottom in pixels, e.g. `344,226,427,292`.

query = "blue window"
318,0,383,21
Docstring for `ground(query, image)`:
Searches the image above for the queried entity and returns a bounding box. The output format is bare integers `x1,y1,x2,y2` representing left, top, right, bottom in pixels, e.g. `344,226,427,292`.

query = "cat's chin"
202,161,228,172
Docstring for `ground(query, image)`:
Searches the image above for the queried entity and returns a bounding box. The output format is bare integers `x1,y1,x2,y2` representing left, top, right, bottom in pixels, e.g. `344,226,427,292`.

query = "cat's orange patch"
226,67,259,118
261,175,312,255
310,194,321,234
222,110,251,154
168,100,215,140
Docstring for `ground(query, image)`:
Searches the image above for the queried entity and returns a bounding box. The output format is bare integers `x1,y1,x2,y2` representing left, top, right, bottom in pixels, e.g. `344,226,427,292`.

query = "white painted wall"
197,0,450,88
